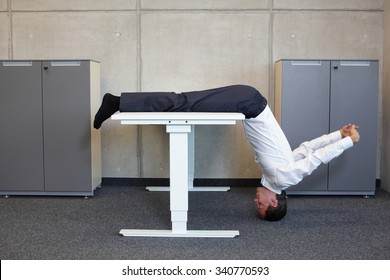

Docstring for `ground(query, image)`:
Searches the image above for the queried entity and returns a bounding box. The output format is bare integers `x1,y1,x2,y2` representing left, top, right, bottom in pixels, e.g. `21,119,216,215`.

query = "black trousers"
119,85,267,119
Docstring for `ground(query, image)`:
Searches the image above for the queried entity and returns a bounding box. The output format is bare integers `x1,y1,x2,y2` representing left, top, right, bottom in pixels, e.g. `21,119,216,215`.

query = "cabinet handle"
333,65,339,70
3,61,32,67
51,61,81,67
340,61,370,67
291,60,322,66
43,66,49,71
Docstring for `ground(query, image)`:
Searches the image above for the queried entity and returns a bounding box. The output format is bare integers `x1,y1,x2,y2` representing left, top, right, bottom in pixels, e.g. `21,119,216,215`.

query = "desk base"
120,229,239,238
112,114,245,239
146,186,230,192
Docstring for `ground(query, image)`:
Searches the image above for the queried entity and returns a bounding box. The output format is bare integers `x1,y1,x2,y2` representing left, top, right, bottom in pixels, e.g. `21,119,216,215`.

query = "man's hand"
340,124,360,144
340,124,353,138
350,125,360,144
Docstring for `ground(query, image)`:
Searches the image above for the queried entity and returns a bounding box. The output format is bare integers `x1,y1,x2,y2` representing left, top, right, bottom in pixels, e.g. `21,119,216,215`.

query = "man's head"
254,186,287,221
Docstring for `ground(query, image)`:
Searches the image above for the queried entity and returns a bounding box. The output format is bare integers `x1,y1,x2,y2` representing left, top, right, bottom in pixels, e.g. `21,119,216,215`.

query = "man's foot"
93,93,120,129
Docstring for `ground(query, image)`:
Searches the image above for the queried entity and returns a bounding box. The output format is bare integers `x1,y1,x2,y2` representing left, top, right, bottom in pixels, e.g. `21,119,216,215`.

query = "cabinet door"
42,61,92,192
279,60,330,192
329,61,378,193
0,61,44,191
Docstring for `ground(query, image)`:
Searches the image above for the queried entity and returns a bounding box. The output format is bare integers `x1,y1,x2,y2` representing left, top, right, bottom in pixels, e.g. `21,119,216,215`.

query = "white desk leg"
167,125,191,233
146,125,230,192
188,125,195,190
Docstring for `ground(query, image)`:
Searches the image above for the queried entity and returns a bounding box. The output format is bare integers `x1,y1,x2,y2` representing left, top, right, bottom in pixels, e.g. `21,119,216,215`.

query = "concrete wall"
0,0,385,182
383,0,390,193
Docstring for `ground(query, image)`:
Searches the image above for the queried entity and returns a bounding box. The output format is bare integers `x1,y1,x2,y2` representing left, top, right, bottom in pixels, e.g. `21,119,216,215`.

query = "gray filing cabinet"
274,60,378,195
0,60,101,196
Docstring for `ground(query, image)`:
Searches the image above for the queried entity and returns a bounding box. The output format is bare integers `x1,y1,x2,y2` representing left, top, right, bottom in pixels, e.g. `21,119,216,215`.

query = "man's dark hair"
264,190,287,221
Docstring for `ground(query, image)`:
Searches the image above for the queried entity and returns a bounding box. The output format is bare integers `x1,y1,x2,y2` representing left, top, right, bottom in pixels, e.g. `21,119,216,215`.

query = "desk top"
112,112,245,125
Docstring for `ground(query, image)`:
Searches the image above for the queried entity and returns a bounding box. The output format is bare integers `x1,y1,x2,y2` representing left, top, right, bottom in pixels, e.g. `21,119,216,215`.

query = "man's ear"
270,195,279,207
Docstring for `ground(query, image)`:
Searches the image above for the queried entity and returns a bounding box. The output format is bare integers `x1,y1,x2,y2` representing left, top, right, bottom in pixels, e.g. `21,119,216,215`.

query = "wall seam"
136,0,144,177
7,0,12,59
269,0,274,110
7,9,384,13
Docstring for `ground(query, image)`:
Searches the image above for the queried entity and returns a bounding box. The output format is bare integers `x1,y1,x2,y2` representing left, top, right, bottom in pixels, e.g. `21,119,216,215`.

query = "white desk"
111,112,245,238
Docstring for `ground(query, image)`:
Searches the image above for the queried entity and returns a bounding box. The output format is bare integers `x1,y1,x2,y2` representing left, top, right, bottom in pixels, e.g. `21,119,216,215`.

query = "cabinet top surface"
1,59,100,63
276,59,379,62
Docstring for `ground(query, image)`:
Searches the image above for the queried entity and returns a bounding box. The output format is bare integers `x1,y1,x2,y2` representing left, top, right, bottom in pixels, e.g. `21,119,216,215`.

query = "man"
94,85,359,221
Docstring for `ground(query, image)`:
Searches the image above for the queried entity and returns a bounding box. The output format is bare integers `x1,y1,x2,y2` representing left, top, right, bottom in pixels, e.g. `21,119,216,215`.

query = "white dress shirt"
243,106,354,194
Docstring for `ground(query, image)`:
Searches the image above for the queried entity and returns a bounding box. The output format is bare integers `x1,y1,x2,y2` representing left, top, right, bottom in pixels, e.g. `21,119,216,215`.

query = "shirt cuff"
330,130,354,150
330,130,343,141
340,136,354,150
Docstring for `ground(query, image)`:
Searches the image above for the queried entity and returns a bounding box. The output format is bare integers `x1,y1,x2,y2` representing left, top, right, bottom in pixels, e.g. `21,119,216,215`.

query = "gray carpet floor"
1,186,389,260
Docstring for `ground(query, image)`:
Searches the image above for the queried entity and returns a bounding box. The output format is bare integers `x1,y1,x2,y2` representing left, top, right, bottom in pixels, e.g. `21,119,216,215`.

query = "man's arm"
264,124,360,193
270,136,354,191
292,124,359,161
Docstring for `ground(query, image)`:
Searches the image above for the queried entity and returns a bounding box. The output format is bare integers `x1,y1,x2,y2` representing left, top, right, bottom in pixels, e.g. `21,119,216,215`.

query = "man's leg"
119,91,178,112
94,85,268,128
94,91,178,129
181,85,267,118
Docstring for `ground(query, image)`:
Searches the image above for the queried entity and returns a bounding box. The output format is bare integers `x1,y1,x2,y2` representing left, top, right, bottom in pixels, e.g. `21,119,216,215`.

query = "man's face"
254,187,278,219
